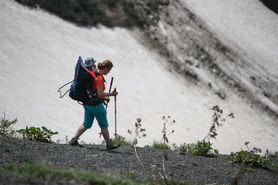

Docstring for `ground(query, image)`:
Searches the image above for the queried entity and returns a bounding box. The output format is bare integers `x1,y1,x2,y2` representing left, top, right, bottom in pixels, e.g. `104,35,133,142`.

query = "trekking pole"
114,88,117,137
106,77,114,109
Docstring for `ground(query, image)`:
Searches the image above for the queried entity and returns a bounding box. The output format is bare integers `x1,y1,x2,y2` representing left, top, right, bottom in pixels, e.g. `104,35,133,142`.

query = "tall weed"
0,114,17,137
180,105,233,157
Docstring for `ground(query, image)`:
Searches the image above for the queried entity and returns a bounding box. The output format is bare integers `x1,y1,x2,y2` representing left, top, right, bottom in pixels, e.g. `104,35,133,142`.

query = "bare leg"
101,128,110,144
101,128,120,150
73,124,87,139
69,124,87,146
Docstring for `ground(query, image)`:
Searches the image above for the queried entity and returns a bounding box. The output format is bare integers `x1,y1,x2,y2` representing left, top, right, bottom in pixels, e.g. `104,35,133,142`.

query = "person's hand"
111,88,118,97
104,97,110,103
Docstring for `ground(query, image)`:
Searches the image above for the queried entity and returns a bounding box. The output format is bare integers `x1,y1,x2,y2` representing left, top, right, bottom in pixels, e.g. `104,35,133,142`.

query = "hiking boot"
106,139,120,151
69,137,82,147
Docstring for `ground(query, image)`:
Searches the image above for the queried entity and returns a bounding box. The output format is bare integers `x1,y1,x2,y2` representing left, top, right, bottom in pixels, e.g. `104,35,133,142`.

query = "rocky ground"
0,137,278,185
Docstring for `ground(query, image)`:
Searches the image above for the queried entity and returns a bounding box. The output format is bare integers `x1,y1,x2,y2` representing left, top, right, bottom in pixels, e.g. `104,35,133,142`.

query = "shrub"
180,140,218,157
112,134,132,146
228,150,270,167
0,115,17,137
228,143,272,168
17,126,58,143
152,141,170,150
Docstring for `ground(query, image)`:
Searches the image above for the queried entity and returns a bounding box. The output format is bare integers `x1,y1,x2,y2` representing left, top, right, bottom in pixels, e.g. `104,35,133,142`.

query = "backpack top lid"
84,56,97,67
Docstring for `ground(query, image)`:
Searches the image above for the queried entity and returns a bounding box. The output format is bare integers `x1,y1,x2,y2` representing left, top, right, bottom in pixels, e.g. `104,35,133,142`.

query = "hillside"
14,0,278,118
1,137,278,185
1,0,278,154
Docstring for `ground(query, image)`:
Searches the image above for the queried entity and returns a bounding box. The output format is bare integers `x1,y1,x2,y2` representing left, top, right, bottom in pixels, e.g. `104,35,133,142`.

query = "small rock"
250,76,256,81
208,82,212,88
227,79,235,86
185,59,193,65
263,91,271,98
215,91,226,100
86,154,99,157
192,162,198,166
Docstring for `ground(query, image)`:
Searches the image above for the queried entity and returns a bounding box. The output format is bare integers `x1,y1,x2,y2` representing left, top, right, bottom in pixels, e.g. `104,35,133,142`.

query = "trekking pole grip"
108,77,114,94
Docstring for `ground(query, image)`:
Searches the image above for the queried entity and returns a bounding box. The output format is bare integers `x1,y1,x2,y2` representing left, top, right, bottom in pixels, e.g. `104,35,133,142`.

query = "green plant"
203,105,234,141
154,116,175,184
265,150,278,158
180,140,218,157
128,118,147,145
161,116,175,145
152,141,171,150
17,126,58,143
0,114,17,137
127,118,147,169
171,143,179,151
265,150,278,173
112,134,132,146
228,150,269,167
152,116,175,151
228,142,270,168
230,143,278,184
179,105,233,157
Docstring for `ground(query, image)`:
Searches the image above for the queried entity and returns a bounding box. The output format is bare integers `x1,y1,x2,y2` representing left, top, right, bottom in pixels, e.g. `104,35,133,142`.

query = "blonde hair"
97,59,113,70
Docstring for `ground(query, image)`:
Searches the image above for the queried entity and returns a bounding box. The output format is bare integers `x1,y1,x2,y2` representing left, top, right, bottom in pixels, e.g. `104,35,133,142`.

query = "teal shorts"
83,104,108,129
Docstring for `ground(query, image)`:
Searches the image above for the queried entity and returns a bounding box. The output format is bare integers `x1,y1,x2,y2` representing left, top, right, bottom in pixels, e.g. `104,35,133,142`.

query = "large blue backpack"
58,56,95,103
69,56,95,102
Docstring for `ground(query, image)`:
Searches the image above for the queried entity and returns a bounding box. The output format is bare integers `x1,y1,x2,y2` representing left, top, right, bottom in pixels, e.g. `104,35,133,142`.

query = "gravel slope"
1,137,277,185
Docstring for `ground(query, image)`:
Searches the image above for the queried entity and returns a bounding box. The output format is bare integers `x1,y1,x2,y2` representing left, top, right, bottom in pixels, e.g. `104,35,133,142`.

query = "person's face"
103,67,111,75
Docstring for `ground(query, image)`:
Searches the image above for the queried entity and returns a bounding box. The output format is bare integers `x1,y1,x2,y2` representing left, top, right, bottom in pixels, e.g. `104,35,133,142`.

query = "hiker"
69,58,119,150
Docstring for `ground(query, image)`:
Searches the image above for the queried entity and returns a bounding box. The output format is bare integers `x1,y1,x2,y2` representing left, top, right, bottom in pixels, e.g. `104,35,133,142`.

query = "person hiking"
69,59,120,151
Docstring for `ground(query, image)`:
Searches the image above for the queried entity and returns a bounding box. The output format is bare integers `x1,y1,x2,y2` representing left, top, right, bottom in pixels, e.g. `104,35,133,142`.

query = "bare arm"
96,87,118,99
